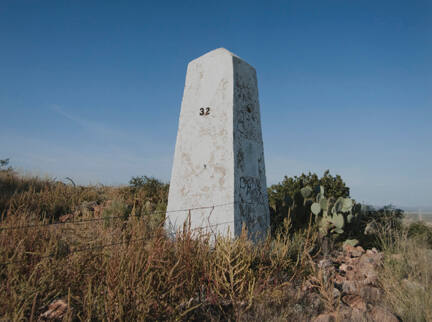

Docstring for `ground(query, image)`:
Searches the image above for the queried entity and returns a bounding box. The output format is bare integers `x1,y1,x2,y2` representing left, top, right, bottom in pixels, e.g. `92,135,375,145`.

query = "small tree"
0,158,12,172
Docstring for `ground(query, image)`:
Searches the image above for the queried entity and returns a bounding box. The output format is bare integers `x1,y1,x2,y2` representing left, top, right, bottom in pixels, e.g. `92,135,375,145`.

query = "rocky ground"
38,243,399,321
306,244,398,322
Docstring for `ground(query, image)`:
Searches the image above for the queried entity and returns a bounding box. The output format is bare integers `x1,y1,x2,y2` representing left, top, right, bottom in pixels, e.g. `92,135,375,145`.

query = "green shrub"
268,171,404,248
102,199,130,227
0,158,12,171
407,221,432,248
119,176,169,228
268,170,350,234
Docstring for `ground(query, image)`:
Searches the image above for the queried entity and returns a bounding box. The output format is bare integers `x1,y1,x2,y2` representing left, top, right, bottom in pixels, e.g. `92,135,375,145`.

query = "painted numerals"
199,107,210,116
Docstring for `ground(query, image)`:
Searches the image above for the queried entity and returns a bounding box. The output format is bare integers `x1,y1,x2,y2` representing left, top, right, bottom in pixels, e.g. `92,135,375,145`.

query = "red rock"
342,280,358,294
343,244,363,258
355,246,365,253
361,252,382,266
312,313,337,322
343,244,355,255
39,299,68,320
351,307,367,321
362,270,379,285
302,279,314,292
342,294,367,312
360,286,381,302
339,263,349,272
345,269,357,281
333,287,341,299
59,214,73,223
318,258,332,269
369,306,399,322
334,273,345,286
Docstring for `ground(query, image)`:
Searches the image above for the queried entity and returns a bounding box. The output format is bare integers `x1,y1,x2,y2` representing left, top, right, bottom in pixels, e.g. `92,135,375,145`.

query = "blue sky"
0,0,431,209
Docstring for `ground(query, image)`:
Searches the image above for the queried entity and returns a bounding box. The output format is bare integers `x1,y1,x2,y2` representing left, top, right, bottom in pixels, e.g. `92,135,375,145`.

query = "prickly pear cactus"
309,186,359,238
269,179,361,240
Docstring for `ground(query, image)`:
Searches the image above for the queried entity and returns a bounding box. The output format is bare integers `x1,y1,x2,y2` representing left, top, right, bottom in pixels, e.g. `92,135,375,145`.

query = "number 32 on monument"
199,107,210,116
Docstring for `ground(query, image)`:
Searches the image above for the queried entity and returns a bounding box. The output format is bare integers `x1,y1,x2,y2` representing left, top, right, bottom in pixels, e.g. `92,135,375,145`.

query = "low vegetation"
379,222,432,321
0,162,431,321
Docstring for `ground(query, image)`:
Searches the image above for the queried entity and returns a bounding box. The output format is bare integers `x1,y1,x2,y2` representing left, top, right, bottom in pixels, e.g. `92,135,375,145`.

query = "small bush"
0,172,105,220
268,170,350,234
407,221,432,248
102,199,130,226
0,158,12,172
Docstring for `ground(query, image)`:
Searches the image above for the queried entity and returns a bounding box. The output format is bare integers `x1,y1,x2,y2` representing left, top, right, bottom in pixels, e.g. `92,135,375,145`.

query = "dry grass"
379,224,432,322
0,173,320,320
4,171,430,320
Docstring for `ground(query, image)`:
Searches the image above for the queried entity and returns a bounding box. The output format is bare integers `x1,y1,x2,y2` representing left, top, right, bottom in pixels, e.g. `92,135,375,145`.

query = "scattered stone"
342,294,367,312
80,200,98,211
318,258,333,269
305,293,322,312
39,299,68,320
359,286,381,302
332,287,340,299
334,273,345,287
369,306,399,322
343,239,359,247
355,246,365,253
304,245,396,321
360,251,382,266
339,263,350,272
93,205,103,217
301,279,314,292
364,222,378,235
312,313,337,322
59,214,73,223
293,303,303,314
350,307,367,321
342,280,358,294
343,244,355,256
343,244,364,258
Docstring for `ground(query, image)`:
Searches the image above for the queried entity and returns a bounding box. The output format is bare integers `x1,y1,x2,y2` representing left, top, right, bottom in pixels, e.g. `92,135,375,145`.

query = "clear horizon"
1,0,431,209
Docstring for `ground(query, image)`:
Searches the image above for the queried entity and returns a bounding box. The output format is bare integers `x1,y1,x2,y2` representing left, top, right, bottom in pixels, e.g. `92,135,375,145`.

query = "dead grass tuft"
379,228,432,321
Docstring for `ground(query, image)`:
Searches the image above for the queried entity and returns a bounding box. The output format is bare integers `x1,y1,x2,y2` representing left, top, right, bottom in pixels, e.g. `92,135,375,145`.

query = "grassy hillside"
1,170,431,321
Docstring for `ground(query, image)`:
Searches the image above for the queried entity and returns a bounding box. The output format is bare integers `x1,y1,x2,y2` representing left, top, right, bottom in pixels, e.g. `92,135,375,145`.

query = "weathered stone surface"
165,48,269,239
39,299,68,320
342,294,367,312
343,244,365,258
369,306,399,322
341,280,359,294
312,313,337,322
359,286,381,302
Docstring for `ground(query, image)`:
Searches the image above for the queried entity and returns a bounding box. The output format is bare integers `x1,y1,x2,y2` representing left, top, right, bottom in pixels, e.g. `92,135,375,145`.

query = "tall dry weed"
379,228,432,321
1,174,322,320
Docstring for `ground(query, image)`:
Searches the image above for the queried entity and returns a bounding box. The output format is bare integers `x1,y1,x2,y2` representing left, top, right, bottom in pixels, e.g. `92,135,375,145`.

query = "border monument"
165,48,269,239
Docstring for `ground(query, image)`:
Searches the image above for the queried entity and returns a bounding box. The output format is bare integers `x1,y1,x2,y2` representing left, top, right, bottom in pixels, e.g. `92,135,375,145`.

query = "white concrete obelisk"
165,48,269,239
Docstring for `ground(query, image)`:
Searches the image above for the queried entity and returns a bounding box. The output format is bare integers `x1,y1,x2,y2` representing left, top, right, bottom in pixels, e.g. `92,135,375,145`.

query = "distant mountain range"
358,204,432,214
400,206,432,214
